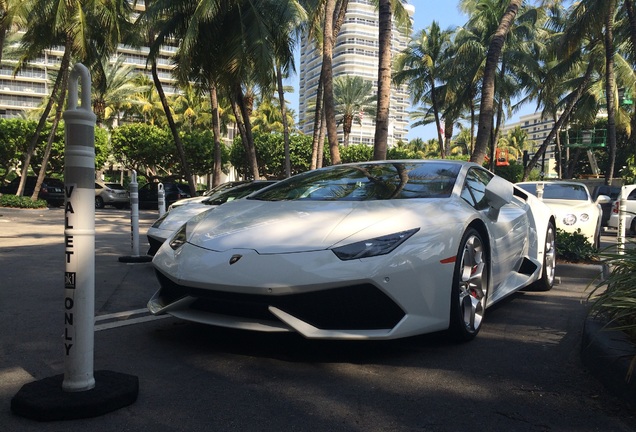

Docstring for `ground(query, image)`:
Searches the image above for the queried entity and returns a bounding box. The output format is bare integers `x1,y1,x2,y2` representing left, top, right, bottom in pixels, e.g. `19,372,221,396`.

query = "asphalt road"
1,206,635,432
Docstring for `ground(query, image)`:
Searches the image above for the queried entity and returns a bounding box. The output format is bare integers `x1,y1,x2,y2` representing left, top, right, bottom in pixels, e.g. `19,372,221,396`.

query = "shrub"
556,228,597,262
589,242,636,342
0,194,48,208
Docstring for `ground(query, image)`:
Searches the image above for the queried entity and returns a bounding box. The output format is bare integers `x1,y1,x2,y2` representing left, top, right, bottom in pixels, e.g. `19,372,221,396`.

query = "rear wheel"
449,228,488,342
533,222,556,292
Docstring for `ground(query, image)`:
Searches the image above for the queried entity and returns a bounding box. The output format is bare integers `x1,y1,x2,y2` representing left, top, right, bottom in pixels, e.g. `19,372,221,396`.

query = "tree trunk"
430,83,444,158
17,41,71,196
230,98,252,177
151,59,197,195
603,2,617,185
31,65,70,201
373,0,392,161
209,82,222,187
471,0,521,165
522,59,597,180
235,85,261,179
276,63,291,177
322,0,341,165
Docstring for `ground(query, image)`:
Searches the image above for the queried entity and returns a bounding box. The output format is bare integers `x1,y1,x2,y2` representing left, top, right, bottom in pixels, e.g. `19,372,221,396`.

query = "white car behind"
516,181,610,248
608,184,636,234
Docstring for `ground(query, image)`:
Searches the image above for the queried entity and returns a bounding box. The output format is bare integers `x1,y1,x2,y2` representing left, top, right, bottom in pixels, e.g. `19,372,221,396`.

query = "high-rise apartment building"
298,0,415,147
0,1,177,119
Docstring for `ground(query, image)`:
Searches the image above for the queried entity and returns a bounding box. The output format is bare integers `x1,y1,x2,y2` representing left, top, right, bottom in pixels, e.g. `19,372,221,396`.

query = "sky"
288,0,539,142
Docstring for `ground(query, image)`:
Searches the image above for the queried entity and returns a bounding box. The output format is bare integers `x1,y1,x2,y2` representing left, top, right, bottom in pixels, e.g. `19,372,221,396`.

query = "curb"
581,318,636,407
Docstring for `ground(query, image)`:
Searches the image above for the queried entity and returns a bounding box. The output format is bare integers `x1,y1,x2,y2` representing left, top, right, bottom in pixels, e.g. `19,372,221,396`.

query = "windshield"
202,181,275,205
249,162,461,202
517,183,589,201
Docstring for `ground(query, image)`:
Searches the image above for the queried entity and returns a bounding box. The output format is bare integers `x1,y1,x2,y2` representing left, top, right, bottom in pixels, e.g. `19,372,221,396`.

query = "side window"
460,168,493,209
628,189,636,200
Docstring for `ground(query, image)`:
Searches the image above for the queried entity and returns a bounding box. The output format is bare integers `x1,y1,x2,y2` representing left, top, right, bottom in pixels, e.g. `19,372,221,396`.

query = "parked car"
1,176,64,207
608,184,636,234
95,182,129,209
516,181,610,248
591,184,621,227
168,181,248,211
146,180,276,255
138,181,192,210
149,160,556,342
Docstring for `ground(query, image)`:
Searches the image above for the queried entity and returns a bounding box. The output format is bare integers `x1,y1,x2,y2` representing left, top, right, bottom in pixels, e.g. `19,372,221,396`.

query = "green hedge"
0,194,48,208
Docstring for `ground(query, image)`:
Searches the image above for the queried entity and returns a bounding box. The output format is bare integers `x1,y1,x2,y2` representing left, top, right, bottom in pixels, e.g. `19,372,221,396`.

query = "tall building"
0,1,178,119
298,0,415,147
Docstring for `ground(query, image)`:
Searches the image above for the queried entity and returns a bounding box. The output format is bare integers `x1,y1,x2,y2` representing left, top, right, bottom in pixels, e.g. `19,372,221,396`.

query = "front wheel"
95,196,105,209
448,228,488,342
533,222,556,292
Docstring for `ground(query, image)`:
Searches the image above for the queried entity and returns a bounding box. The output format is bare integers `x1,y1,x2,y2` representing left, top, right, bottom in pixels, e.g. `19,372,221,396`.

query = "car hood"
541,199,597,214
187,198,460,254
160,203,218,231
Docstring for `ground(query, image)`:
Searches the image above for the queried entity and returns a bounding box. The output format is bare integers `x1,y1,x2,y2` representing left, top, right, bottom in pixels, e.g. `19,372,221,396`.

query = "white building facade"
298,0,415,147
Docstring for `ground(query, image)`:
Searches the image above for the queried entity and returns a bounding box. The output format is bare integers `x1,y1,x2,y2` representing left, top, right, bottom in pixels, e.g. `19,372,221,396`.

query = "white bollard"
119,170,152,263
11,63,139,421
62,63,96,392
158,183,166,216
130,171,140,257
617,185,628,255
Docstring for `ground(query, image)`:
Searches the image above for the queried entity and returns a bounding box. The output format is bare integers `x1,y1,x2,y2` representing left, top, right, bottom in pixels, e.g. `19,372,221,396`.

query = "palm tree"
128,74,169,126
0,0,30,64
469,0,523,165
333,75,375,146
252,96,295,134
373,0,392,160
15,0,132,198
302,0,349,169
172,83,209,132
371,0,410,160
92,56,149,128
321,0,341,165
394,22,453,157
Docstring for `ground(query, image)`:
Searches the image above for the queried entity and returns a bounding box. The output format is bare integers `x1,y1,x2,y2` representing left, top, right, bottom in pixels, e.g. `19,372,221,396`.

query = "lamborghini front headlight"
331,228,419,261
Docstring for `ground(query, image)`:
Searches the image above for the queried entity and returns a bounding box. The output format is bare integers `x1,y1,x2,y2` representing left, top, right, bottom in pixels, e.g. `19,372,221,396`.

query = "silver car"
95,182,129,209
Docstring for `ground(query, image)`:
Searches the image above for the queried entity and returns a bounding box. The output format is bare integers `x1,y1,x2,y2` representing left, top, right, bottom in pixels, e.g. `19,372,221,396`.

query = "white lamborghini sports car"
149,161,556,342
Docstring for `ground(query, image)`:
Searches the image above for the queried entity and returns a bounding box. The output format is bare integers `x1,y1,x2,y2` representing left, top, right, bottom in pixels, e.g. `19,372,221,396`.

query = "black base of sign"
11,370,139,421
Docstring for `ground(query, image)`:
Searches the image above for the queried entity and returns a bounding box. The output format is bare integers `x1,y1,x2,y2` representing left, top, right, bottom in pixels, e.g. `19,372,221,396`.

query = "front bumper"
148,239,455,339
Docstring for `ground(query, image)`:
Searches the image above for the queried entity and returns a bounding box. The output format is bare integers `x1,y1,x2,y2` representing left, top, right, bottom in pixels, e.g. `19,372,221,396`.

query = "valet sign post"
11,64,138,422
62,63,97,392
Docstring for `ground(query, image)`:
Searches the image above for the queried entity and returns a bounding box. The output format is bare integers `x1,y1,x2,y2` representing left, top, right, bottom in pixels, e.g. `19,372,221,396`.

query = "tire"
533,222,556,292
95,196,104,209
448,228,488,342
630,219,636,236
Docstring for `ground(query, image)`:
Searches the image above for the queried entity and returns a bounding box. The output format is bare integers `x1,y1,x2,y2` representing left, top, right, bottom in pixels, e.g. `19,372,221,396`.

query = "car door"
460,168,530,299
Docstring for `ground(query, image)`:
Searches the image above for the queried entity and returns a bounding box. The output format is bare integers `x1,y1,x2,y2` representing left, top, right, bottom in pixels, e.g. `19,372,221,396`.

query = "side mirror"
485,176,513,220
596,194,612,205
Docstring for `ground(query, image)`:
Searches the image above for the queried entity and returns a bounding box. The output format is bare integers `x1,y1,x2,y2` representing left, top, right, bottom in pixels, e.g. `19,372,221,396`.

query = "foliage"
0,118,38,182
493,161,524,183
589,241,636,343
110,123,172,174
556,228,597,263
620,155,636,184
0,119,108,181
230,133,315,179
180,129,230,176
0,194,48,208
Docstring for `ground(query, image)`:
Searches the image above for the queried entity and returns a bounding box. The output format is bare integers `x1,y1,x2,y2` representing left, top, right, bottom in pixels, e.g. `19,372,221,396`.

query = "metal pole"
130,171,140,257
62,63,96,392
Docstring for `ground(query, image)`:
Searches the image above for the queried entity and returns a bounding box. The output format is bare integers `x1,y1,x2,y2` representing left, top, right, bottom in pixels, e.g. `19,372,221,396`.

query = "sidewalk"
557,262,636,408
